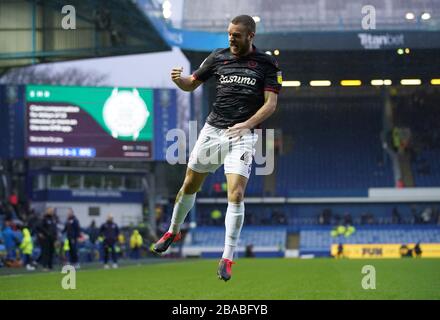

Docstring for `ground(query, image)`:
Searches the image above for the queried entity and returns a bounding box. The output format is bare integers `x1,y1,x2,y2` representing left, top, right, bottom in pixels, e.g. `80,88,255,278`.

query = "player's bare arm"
226,91,278,138
171,67,202,92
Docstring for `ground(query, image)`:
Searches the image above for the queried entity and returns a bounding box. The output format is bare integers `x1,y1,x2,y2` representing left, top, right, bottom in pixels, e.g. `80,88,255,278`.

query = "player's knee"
181,169,205,194
228,189,244,203
181,181,199,194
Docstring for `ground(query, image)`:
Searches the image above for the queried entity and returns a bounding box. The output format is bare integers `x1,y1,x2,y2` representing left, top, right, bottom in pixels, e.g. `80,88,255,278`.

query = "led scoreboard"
24,85,176,160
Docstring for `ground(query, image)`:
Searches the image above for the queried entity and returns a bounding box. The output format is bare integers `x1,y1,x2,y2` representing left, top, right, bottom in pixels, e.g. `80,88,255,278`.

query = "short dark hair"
231,15,256,34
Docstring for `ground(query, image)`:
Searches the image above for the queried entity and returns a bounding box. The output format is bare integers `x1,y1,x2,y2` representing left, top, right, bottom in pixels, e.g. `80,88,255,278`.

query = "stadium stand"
195,203,440,226
275,97,394,197
189,226,286,247
200,97,395,197
184,226,287,258
182,0,440,32
200,165,263,197
300,225,440,256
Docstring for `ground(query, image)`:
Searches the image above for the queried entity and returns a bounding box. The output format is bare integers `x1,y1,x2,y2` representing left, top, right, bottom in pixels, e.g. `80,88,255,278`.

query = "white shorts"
188,123,258,179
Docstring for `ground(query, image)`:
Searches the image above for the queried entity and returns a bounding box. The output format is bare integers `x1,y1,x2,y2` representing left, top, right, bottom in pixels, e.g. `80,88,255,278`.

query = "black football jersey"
192,46,282,129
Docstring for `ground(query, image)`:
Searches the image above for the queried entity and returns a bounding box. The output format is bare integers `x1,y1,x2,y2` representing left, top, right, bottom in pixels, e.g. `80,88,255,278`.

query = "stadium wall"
30,201,142,227
330,243,440,259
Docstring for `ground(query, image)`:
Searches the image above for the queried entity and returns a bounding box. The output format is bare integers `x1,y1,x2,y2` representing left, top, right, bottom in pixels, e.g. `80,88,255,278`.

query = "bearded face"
228,23,254,56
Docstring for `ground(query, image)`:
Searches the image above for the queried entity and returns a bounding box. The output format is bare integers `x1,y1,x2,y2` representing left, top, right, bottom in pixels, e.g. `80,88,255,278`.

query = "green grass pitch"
1,258,439,300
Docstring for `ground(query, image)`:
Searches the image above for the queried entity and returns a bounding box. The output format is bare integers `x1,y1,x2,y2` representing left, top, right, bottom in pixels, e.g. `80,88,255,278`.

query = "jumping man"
153,14,282,281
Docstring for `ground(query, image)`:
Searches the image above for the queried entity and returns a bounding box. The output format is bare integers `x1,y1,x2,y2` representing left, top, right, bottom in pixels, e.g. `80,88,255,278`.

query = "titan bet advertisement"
25,85,155,159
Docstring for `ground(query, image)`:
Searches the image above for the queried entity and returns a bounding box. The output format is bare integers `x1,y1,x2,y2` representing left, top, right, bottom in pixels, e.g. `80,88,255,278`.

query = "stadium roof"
0,0,170,75
181,0,440,33
138,0,440,53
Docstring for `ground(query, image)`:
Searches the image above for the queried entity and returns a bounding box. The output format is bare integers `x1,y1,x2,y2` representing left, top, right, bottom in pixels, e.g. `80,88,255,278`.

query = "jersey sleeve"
192,49,218,82
264,57,282,94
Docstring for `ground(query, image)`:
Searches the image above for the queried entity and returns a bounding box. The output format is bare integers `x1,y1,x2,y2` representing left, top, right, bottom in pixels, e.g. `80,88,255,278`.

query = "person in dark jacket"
37,207,58,270
99,214,119,268
87,220,99,245
62,209,81,267
87,220,100,261
414,242,423,258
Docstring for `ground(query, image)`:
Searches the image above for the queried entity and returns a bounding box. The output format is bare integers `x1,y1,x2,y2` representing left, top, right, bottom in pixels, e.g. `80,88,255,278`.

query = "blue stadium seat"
187,226,287,249
199,97,395,197
276,98,394,196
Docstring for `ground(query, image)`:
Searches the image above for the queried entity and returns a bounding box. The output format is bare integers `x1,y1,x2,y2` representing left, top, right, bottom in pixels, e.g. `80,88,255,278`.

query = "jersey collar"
230,45,257,59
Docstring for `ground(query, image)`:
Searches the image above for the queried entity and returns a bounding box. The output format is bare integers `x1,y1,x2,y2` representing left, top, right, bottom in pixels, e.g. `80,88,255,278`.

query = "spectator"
19,225,35,271
26,209,39,234
87,220,100,261
244,211,255,225
62,209,81,268
392,127,401,152
117,232,126,259
421,207,433,224
36,207,58,271
367,213,375,225
414,242,422,258
333,213,341,225
271,210,287,225
0,202,6,217
392,207,402,224
61,237,70,265
99,214,119,269
87,220,100,245
411,205,421,224
4,204,15,221
343,212,353,225
2,219,19,262
344,224,356,237
129,229,143,260
8,191,19,216
432,206,439,225
245,244,255,258
318,213,324,225
336,243,344,259
399,244,412,258
212,209,223,225
279,211,287,225
210,209,222,226
361,212,375,225
322,208,332,225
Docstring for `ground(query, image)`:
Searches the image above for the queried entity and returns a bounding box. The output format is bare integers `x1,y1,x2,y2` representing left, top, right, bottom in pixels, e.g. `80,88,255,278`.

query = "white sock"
222,202,245,261
168,192,196,234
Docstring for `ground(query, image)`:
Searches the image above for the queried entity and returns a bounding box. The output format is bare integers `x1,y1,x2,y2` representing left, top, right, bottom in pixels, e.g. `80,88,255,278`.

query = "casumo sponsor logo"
358,33,404,49
219,75,256,85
